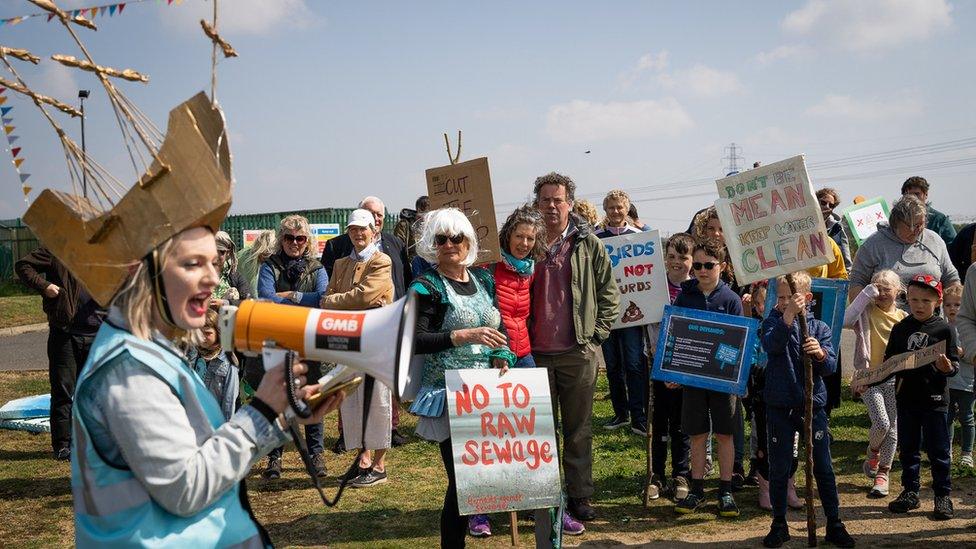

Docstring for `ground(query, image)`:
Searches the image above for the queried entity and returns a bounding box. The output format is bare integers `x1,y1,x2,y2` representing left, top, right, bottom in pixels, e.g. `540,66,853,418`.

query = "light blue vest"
71,321,267,548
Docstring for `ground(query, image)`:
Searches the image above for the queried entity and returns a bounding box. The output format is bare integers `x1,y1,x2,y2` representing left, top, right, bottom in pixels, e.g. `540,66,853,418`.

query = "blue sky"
1,0,973,233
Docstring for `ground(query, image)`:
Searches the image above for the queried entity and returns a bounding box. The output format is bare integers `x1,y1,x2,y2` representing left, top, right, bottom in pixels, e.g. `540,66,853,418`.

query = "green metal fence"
0,218,39,282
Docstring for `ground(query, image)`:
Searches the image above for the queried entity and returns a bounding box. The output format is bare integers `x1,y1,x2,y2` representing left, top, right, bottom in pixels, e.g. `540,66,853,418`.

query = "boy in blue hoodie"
672,239,743,517
761,272,854,548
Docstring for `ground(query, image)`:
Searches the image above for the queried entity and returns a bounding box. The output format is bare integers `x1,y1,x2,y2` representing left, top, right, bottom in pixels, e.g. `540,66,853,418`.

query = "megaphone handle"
283,349,312,419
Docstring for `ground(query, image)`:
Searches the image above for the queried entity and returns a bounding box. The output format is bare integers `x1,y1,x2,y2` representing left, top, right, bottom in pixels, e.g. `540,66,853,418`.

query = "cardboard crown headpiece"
23,92,232,306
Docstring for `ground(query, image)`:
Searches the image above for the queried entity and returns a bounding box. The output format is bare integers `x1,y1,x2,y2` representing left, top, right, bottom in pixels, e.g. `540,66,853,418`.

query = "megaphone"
219,291,424,402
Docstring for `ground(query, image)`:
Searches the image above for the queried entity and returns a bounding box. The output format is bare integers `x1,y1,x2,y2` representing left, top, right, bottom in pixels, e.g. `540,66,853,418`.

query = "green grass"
0,295,45,329
0,280,33,298
1,371,973,547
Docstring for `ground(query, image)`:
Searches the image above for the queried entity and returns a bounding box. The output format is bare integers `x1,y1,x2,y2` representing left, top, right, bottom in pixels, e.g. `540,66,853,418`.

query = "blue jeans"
514,354,537,368
767,406,839,521
898,405,951,497
948,389,976,454
601,326,647,424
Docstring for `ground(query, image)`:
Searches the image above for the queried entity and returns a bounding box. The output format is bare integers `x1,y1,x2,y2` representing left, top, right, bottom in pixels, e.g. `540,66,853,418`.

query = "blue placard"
651,305,760,396
761,277,849,355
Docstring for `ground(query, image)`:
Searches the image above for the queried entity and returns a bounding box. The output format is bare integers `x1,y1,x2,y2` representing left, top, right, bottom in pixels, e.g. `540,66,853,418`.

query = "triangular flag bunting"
72,9,80,17
0,97,6,106
13,158,24,168
19,173,30,183
2,117,12,125
48,13,55,22
109,5,117,16
100,6,107,16
119,4,126,14
168,0,174,4
22,185,32,196
4,126,14,135
7,135,19,144
0,20,7,28
0,88,6,95
0,107,11,115
11,147,21,157
9,17,24,26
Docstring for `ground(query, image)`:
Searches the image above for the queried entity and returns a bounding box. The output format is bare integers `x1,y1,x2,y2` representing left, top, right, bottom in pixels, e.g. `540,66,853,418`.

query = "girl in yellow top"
843,269,907,498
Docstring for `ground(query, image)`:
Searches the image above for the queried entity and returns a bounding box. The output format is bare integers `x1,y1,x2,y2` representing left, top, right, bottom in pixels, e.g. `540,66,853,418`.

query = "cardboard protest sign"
714,155,833,286
242,229,267,249
763,277,849,357
426,157,501,264
446,368,560,515
851,340,947,391
603,230,670,327
842,197,889,245
310,223,341,255
651,305,759,395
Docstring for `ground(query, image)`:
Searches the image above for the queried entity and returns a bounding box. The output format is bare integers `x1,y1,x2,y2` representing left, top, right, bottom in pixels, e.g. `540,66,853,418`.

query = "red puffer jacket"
492,260,533,358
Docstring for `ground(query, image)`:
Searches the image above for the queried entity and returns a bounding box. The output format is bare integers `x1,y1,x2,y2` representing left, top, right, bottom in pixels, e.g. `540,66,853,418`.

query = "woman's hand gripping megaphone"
252,348,344,425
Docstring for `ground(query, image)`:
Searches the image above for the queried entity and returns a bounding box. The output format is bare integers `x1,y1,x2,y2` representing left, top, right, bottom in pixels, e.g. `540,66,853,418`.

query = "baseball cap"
347,208,374,229
907,274,942,298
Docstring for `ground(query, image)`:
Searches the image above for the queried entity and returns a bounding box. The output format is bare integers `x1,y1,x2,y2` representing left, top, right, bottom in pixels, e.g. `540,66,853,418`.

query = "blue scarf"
502,250,534,276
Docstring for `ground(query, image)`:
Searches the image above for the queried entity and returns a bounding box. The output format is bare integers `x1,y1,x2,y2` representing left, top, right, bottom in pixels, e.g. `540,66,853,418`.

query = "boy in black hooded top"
885,274,960,520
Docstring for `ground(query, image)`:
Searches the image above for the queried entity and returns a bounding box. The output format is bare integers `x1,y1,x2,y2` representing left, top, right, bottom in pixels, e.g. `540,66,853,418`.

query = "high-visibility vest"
72,321,268,548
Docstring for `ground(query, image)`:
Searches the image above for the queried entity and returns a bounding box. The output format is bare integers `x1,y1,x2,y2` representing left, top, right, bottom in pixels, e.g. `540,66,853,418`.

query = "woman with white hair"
210,230,252,307
320,209,395,488
408,208,516,548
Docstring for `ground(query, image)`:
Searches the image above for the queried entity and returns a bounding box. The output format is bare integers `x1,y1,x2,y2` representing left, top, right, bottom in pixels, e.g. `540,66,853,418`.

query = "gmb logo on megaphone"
219,292,424,402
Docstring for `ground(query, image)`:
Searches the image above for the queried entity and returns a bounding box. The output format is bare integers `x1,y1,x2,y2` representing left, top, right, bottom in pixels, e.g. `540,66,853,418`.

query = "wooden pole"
509,511,519,546
785,273,817,547
643,340,654,507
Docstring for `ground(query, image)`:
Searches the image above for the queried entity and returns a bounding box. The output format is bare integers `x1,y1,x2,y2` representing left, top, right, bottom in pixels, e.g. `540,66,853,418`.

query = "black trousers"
439,439,467,548
651,381,690,479
48,327,94,451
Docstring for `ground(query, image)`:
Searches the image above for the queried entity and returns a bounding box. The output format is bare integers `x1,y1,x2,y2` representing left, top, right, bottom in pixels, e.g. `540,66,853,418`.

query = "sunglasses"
435,234,465,246
818,199,838,209
692,261,720,271
282,234,308,244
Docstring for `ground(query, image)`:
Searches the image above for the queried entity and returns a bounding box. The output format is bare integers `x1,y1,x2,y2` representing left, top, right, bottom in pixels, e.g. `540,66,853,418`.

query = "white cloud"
619,51,669,89
664,65,743,98
754,44,807,65
782,0,952,52
805,93,923,120
163,0,320,35
545,98,693,143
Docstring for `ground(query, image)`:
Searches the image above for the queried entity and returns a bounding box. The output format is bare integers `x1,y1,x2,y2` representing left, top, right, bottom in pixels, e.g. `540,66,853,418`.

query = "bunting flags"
0,0,185,27
0,88,31,200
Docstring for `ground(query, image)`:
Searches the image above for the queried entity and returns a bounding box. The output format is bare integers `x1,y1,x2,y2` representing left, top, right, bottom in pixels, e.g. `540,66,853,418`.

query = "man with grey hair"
531,172,619,526
321,195,411,449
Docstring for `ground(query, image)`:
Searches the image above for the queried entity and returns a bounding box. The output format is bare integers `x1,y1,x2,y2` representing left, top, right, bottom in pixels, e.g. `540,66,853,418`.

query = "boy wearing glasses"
886,274,959,520
761,271,853,548
672,239,743,517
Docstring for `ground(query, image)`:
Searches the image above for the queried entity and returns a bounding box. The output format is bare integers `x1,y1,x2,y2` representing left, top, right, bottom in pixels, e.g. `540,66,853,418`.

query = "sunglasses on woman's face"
818,199,837,209
692,261,719,271
434,234,465,246
282,234,308,244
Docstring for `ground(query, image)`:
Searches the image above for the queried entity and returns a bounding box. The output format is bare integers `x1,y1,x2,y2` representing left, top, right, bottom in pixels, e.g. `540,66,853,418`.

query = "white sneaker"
962,453,974,468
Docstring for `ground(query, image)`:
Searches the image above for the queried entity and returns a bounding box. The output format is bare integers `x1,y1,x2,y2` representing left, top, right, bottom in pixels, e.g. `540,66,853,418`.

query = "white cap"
347,208,374,229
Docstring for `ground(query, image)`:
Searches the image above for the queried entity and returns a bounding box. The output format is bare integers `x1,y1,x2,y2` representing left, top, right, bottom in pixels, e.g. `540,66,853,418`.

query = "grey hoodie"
849,222,959,302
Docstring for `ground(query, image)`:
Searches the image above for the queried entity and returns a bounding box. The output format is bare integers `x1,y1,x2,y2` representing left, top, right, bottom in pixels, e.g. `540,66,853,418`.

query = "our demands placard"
714,155,833,286
446,368,560,515
651,305,759,395
426,157,501,265
603,230,670,327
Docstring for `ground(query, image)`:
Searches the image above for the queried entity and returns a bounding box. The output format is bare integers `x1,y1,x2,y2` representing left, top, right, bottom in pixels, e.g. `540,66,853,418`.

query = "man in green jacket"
530,172,620,525
902,176,956,246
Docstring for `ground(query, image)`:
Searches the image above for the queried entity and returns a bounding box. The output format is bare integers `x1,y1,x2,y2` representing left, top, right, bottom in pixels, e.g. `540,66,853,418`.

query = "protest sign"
842,197,889,245
763,277,849,356
714,155,833,286
446,368,560,515
603,229,670,327
426,157,501,264
651,305,759,395
851,340,947,391
310,223,341,255
242,229,266,248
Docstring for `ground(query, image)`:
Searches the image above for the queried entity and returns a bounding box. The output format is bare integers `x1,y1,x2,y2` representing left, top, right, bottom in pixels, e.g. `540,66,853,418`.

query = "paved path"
0,328,48,371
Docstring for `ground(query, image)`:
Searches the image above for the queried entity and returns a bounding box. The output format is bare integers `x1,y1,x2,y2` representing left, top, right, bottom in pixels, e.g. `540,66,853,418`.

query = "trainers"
888,490,920,513
568,497,596,521
310,452,327,478
762,520,791,548
672,476,690,501
631,420,648,436
647,474,662,500
675,492,704,514
605,415,629,430
261,456,282,480
717,493,740,518
350,468,388,488
53,447,71,462
933,495,954,520
331,437,346,454
731,472,745,493
863,450,879,478
868,472,889,498
391,429,409,447
341,465,368,483
744,459,760,487
961,453,974,468
561,511,585,535
467,514,491,537
824,522,856,548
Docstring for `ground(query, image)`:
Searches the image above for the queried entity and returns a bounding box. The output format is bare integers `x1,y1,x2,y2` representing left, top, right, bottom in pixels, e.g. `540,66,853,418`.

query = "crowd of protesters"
13,171,976,548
